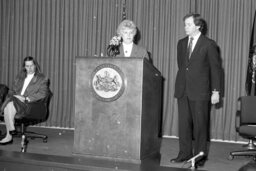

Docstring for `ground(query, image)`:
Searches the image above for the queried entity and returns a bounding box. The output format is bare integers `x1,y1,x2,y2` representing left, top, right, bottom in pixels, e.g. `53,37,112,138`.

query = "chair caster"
228,154,234,160
43,138,47,143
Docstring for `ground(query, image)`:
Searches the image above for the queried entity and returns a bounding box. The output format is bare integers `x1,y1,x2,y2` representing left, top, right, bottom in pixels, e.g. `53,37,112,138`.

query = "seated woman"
107,19,149,60
0,56,49,145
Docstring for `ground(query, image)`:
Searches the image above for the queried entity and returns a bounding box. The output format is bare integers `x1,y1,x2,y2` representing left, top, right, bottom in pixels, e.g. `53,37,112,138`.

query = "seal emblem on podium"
91,63,125,102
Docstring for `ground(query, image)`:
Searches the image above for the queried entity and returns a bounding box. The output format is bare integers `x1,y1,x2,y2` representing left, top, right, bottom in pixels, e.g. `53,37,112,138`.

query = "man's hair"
183,13,208,35
22,56,41,74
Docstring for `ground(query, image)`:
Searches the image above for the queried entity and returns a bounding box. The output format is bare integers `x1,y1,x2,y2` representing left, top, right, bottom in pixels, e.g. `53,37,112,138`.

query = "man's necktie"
188,37,194,59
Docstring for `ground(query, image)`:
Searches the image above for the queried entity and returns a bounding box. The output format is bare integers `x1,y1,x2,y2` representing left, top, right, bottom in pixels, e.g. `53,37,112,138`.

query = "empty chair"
0,84,8,113
229,96,256,160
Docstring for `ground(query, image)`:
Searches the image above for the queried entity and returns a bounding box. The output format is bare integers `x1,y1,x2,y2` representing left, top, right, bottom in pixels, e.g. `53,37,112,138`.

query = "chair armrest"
235,110,241,132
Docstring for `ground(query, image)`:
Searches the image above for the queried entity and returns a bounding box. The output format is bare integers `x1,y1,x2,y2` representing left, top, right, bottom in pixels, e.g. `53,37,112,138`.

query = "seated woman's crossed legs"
0,101,16,144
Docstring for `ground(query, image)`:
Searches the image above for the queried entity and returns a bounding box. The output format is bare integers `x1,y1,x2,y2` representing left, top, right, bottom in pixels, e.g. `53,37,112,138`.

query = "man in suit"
0,56,49,145
171,13,221,167
108,19,149,60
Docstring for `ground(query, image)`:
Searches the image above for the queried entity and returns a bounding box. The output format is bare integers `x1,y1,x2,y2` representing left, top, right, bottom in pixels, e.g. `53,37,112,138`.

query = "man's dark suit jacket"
174,35,221,101
116,44,149,60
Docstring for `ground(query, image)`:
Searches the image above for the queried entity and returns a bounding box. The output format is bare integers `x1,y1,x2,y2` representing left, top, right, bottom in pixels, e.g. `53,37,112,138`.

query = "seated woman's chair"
229,96,256,160
0,84,52,152
14,90,52,152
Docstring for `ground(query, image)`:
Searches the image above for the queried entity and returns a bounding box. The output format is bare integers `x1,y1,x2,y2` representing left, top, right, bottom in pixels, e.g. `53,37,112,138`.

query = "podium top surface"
75,56,161,75
76,56,145,60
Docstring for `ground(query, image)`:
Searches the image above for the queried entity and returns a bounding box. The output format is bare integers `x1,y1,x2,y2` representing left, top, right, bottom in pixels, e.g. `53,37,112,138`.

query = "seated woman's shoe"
0,138,13,145
9,130,17,135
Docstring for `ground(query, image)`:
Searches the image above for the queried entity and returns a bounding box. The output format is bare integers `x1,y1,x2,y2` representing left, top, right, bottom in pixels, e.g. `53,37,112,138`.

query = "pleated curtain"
0,0,256,141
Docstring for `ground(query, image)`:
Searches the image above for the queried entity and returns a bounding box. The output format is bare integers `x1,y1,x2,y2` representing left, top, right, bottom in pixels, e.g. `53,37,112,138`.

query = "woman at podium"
107,19,149,60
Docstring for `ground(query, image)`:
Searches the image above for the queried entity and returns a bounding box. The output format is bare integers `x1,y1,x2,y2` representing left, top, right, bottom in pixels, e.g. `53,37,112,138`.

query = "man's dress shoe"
9,130,17,135
196,157,207,167
0,139,13,145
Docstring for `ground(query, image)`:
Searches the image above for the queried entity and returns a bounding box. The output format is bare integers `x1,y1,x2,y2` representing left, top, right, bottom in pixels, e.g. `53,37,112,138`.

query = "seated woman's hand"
13,95,26,103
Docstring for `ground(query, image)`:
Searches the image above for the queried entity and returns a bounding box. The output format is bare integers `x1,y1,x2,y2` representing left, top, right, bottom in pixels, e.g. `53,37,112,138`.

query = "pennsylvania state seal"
91,63,125,102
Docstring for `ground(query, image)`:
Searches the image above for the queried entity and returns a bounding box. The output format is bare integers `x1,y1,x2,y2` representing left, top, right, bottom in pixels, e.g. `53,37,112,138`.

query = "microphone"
187,151,204,163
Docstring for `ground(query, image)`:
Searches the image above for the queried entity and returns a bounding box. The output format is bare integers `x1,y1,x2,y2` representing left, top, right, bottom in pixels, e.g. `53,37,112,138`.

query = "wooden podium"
73,57,162,163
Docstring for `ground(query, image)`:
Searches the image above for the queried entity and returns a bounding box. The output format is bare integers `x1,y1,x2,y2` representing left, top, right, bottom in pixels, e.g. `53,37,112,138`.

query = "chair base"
23,131,48,142
229,150,256,160
243,139,256,150
14,131,48,152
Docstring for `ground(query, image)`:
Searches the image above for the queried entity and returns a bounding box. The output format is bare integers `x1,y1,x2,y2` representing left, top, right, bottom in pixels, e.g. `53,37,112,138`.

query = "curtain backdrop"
0,0,256,141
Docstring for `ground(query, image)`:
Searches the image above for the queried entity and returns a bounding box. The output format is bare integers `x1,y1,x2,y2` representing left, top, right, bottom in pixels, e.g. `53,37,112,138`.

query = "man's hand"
13,95,26,103
211,91,220,104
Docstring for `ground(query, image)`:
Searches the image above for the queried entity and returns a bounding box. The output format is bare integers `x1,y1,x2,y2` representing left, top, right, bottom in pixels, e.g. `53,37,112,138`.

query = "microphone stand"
186,151,204,170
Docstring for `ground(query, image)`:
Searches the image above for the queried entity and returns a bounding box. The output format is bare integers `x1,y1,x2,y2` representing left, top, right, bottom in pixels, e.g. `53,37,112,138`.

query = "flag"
122,0,126,20
246,10,256,96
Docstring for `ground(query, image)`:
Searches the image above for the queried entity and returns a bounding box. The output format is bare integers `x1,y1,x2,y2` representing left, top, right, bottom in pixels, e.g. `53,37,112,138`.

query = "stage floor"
0,126,252,171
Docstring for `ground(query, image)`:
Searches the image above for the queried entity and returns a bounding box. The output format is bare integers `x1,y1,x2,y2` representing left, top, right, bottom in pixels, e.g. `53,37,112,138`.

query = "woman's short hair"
116,20,137,36
22,56,41,74
183,13,208,35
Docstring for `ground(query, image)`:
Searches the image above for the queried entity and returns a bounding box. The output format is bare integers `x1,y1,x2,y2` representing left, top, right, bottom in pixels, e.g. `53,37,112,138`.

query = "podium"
73,57,162,163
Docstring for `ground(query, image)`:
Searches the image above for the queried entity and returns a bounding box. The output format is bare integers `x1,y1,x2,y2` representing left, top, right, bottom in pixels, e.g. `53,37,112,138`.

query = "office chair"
15,91,52,152
229,96,256,160
0,84,8,112
0,84,9,136
0,84,52,152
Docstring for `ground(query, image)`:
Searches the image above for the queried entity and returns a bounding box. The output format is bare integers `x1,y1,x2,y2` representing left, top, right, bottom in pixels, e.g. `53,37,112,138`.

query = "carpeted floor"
161,137,252,171
0,126,254,171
